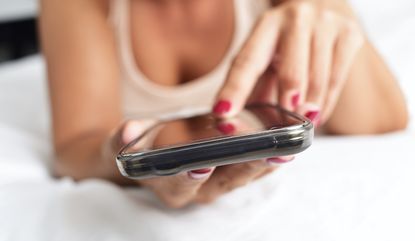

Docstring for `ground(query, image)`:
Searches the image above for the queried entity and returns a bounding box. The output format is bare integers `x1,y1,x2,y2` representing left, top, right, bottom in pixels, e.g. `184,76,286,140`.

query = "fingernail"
188,168,213,179
305,110,320,122
291,92,300,109
213,100,231,115
217,122,236,135
266,156,295,165
305,110,321,127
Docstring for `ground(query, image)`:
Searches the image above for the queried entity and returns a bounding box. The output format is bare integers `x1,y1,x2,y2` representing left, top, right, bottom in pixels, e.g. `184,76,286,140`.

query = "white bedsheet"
1,0,415,240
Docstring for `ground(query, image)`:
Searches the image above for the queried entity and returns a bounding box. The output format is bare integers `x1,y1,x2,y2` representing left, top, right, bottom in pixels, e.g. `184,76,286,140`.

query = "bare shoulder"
39,0,113,51
39,0,122,149
39,0,110,16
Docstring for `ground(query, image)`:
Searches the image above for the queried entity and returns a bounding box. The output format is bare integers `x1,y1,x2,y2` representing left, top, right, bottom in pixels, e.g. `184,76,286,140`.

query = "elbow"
381,96,410,133
51,158,80,181
324,102,409,135
50,154,65,178
387,104,409,132
50,153,88,182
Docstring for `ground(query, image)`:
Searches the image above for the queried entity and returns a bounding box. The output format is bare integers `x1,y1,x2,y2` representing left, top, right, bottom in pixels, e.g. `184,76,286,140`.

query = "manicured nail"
213,100,231,115
305,110,320,122
266,156,295,165
188,168,213,179
291,92,300,109
217,122,236,135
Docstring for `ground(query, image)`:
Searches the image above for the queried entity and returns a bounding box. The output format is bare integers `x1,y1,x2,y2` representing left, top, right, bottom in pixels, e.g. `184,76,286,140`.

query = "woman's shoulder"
40,0,111,19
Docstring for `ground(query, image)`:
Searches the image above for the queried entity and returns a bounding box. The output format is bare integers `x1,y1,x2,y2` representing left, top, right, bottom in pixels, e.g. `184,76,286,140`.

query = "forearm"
53,131,134,185
324,42,408,134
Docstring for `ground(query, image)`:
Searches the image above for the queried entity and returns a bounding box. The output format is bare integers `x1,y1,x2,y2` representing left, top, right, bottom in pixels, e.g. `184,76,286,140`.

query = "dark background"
0,18,38,63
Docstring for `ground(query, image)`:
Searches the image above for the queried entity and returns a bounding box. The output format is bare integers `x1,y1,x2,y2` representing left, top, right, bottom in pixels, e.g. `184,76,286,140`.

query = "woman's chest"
129,0,235,86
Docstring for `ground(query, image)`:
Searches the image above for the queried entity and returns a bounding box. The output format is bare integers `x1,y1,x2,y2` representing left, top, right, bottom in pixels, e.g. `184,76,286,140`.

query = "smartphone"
117,103,313,179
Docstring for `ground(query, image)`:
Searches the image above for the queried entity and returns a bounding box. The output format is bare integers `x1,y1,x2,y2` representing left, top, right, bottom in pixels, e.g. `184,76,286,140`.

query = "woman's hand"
117,120,293,208
213,0,364,126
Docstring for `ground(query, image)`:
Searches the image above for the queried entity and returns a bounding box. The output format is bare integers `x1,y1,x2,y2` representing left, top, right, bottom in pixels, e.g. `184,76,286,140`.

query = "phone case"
117,104,313,179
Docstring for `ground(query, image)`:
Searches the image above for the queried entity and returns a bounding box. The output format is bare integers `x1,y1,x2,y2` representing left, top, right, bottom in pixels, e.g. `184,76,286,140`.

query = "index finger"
212,11,282,118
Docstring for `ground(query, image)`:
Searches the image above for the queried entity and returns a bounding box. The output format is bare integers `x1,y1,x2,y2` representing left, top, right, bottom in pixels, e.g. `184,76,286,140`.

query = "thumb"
112,119,156,151
121,120,145,145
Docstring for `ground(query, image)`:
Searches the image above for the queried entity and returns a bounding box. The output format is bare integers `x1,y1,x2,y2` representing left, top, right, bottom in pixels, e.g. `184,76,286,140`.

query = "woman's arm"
324,42,408,134
40,0,130,183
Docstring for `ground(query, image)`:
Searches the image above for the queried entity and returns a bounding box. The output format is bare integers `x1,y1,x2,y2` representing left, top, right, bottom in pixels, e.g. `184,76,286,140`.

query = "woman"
39,0,408,208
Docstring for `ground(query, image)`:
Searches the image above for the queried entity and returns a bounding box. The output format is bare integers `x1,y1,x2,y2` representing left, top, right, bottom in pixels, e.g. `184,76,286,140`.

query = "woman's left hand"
213,0,364,126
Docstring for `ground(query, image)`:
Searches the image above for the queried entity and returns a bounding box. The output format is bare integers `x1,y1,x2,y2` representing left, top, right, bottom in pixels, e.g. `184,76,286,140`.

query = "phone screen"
123,104,306,154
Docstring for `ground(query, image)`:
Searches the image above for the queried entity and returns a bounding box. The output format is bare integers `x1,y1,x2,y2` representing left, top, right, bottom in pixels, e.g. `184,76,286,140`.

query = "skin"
40,0,408,208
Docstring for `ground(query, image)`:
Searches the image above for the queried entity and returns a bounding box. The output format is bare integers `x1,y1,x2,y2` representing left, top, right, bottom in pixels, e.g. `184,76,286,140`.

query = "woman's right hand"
111,120,217,208
116,120,292,208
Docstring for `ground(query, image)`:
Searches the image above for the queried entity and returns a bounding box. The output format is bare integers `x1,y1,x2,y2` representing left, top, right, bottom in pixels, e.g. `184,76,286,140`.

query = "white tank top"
110,0,269,120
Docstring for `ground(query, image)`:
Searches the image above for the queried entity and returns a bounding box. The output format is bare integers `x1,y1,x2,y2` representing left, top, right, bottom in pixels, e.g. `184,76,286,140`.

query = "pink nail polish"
213,100,231,115
188,168,213,179
266,156,294,164
291,93,300,109
305,110,320,121
217,122,236,135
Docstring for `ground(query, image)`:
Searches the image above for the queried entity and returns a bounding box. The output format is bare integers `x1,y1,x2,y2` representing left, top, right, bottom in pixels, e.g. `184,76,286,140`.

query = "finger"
253,155,294,181
304,15,337,108
297,103,320,127
195,156,288,203
253,168,277,180
265,155,295,165
110,119,154,151
321,24,364,123
296,19,337,126
140,168,215,208
195,160,268,203
212,12,282,118
247,63,278,104
276,13,313,112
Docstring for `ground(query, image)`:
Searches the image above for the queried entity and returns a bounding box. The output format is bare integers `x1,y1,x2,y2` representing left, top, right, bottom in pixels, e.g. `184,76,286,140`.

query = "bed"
1,0,415,240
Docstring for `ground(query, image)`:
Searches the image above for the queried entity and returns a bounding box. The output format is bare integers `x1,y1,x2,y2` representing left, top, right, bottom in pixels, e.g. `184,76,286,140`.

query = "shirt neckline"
119,0,241,96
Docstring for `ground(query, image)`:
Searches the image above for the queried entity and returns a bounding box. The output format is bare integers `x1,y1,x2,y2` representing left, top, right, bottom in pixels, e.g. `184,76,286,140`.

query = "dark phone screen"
123,104,306,154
